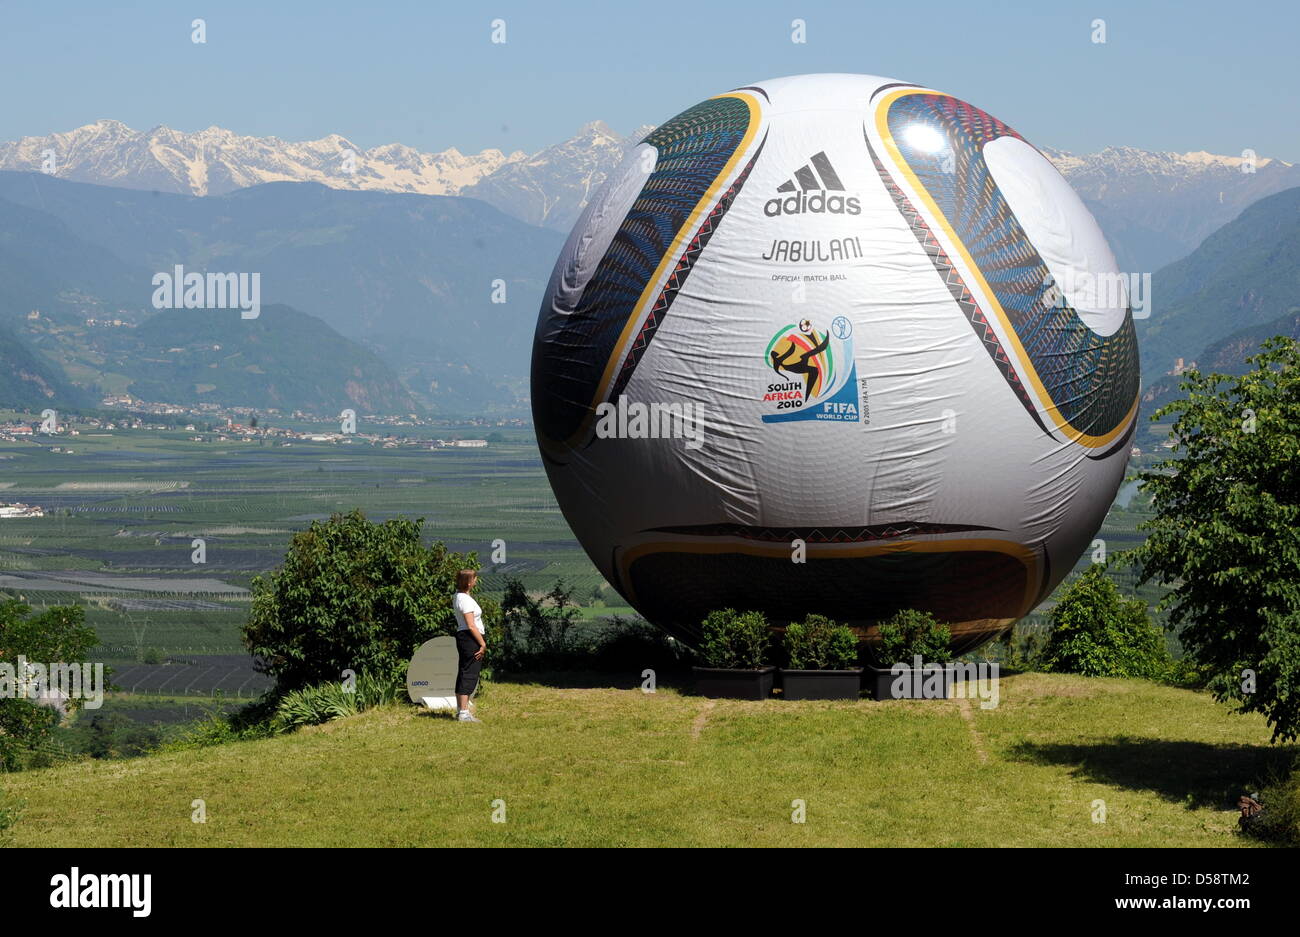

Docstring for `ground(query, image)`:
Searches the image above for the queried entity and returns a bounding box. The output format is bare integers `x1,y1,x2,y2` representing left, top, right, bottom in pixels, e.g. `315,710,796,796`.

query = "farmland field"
1,421,1168,714
0,426,624,658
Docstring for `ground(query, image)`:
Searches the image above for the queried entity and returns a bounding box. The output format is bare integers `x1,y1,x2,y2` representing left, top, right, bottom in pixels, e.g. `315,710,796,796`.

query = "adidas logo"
764,151,860,217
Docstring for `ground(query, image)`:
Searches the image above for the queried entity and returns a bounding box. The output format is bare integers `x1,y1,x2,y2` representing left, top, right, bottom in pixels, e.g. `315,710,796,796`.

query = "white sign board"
406,635,460,710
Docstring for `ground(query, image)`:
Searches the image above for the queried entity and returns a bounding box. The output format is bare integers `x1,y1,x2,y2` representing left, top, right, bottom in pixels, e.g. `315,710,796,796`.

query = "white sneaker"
457,711,481,722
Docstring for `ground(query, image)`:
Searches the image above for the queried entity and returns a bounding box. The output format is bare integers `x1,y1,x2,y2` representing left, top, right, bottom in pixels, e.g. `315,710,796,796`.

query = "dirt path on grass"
958,697,990,764
690,699,716,741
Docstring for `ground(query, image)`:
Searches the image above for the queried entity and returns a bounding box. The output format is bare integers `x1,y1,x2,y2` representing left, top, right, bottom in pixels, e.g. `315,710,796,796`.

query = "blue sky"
1,0,1295,160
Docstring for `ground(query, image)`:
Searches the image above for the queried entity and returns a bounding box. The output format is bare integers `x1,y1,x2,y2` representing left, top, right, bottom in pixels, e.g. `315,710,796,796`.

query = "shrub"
874,610,953,666
484,583,691,675
986,619,1049,671
1042,564,1169,679
1241,759,1300,845
588,615,692,672
699,609,770,669
271,670,404,731
0,600,99,772
242,510,480,694
159,703,277,752
495,577,581,672
784,614,859,669
1158,654,1214,689
83,712,157,760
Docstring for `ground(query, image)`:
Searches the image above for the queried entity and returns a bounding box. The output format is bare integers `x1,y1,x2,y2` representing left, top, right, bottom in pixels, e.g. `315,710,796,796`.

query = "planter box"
865,664,954,700
780,668,863,701
693,666,776,700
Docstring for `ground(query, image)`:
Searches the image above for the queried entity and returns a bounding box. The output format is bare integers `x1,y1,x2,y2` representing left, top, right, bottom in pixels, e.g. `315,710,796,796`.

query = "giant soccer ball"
531,73,1139,652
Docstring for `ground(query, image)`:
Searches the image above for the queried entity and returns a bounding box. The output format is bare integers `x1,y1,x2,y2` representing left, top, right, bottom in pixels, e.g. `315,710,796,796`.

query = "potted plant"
779,614,862,700
866,609,955,700
693,608,774,699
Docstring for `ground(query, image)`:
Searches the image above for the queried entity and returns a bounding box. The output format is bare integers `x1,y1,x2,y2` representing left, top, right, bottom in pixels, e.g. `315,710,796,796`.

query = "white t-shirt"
454,592,484,636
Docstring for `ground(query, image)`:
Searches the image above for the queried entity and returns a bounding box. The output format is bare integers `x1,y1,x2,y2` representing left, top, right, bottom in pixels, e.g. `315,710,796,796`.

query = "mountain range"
1,117,1298,422
0,171,563,414
0,119,526,199
1043,146,1300,271
5,120,1296,271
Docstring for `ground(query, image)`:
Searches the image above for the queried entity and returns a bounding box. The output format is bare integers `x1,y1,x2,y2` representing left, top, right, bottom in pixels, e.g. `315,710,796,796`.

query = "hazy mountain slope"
0,192,149,321
0,172,565,399
0,320,87,409
0,188,423,414
1139,186,1300,384
1141,308,1300,420
124,304,416,413
5,122,1300,416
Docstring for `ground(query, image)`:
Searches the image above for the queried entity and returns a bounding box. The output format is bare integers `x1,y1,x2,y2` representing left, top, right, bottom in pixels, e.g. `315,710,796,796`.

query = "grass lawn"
5,672,1292,847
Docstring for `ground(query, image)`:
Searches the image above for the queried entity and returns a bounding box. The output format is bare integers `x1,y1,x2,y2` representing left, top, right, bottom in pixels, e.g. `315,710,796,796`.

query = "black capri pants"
455,630,483,696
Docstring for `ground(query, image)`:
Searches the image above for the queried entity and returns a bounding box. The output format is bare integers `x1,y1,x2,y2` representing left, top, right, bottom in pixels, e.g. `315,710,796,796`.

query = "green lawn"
5,672,1291,847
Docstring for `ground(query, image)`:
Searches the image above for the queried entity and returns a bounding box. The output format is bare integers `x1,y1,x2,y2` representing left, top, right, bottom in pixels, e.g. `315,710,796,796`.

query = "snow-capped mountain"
460,120,656,232
0,118,654,229
1043,145,1300,271
3,119,1297,272
0,119,526,197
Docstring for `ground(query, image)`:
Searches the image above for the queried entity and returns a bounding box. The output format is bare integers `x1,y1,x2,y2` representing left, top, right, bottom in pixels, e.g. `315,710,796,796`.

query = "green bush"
79,712,160,760
0,600,100,772
588,615,692,672
875,610,953,666
986,620,1049,671
1158,654,1215,689
1240,758,1300,845
495,578,579,672
784,614,859,669
158,705,277,753
1042,564,1169,679
699,609,770,669
272,671,405,732
243,510,482,694
483,580,691,675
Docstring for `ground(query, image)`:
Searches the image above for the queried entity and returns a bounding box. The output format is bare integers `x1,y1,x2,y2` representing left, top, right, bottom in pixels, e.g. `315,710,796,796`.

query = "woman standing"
452,569,486,722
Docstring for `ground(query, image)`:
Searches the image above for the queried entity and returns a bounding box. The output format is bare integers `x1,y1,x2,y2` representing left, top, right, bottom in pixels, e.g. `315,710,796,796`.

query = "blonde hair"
455,569,477,592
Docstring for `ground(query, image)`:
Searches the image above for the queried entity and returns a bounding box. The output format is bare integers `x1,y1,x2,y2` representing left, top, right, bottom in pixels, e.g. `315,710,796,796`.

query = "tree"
242,510,480,694
0,601,99,771
85,713,120,759
1041,564,1167,678
497,577,581,671
1135,336,1300,741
